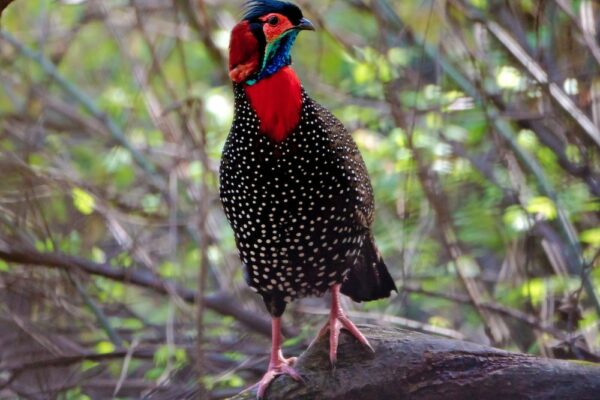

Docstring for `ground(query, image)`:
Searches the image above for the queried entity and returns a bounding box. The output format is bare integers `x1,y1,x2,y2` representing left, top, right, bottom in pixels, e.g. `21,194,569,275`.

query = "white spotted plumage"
220,84,375,304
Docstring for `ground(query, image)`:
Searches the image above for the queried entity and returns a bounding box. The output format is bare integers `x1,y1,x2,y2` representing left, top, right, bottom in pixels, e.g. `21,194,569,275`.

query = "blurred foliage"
0,0,599,398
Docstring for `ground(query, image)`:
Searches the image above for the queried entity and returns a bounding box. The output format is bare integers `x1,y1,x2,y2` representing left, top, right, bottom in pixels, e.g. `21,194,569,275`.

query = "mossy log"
231,325,600,400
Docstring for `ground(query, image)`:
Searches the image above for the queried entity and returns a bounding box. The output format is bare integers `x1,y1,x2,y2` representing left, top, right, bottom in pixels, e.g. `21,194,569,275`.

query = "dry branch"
0,240,282,338
232,325,600,400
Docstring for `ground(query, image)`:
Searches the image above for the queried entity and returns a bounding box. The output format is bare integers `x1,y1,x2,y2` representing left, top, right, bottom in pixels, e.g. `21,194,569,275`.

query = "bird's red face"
260,13,297,42
228,1,314,142
228,1,314,84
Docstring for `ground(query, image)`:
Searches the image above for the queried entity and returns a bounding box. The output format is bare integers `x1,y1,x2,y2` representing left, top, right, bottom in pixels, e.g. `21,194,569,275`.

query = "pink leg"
311,284,374,366
253,317,303,399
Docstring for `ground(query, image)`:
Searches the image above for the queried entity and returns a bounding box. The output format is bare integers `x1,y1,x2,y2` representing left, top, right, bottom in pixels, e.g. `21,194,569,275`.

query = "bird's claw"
313,309,374,367
255,356,303,399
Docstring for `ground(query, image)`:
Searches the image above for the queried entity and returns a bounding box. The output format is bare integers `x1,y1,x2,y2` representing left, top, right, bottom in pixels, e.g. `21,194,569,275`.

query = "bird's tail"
341,236,397,302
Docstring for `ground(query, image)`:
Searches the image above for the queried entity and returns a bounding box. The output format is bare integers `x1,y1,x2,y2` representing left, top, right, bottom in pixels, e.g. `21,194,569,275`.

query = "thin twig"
0,239,279,337
381,1,600,319
0,29,159,178
68,272,124,347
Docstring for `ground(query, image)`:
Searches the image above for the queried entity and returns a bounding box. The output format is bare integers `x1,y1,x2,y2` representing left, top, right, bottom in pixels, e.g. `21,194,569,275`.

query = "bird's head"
228,0,314,85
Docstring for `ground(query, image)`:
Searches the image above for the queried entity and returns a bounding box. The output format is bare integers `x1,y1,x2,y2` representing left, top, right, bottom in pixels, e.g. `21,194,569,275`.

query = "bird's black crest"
243,0,304,24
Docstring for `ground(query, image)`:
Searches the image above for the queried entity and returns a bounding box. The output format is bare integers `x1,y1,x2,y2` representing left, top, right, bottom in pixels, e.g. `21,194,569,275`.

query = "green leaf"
103,146,132,172
120,318,144,330
503,206,532,232
188,161,204,183
91,247,106,263
428,316,452,328
527,197,557,220
145,366,166,381
581,228,600,245
64,388,91,400
517,129,538,149
96,341,115,354
282,336,303,347
141,194,161,213
0,260,9,272
154,345,170,367
520,279,545,306
113,166,135,189
497,66,525,90
220,374,245,389
387,47,410,66
223,351,245,362
353,62,376,84
72,188,95,215
81,360,100,372
159,261,177,278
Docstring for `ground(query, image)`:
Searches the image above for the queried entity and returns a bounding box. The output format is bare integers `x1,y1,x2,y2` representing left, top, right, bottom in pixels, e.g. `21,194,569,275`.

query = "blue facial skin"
246,30,299,85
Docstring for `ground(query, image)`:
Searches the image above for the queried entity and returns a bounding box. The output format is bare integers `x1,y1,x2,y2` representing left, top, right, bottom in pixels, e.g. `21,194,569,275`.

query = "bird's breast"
244,66,302,143
220,93,366,300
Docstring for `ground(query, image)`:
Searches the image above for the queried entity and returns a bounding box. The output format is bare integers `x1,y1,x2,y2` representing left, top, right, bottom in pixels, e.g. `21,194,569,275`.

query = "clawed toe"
253,317,305,399
320,313,373,366
279,361,303,382
310,285,374,367
255,357,303,399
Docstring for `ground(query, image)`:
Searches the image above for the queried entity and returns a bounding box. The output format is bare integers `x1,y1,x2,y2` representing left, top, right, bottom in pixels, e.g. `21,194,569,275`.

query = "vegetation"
0,0,599,398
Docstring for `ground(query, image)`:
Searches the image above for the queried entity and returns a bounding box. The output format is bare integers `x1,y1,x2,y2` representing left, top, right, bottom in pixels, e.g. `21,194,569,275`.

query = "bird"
219,0,397,397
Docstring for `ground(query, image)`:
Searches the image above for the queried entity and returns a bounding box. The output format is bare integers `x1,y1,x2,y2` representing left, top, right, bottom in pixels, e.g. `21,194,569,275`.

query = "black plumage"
243,0,303,24
220,85,396,317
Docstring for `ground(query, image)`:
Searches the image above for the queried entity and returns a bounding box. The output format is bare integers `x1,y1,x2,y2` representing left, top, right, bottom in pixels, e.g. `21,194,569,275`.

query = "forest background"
0,0,599,398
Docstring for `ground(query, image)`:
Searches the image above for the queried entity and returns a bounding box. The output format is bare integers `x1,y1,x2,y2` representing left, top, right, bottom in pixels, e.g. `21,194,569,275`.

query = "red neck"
244,66,302,143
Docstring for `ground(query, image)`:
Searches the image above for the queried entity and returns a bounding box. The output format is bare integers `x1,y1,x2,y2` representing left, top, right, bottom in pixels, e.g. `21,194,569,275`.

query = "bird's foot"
314,308,374,367
255,352,303,399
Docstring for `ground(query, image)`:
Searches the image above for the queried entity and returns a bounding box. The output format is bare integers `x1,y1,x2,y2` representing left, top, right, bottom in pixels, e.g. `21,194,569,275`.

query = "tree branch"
0,29,159,179
0,239,282,338
232,325,600,400
375,0,600,318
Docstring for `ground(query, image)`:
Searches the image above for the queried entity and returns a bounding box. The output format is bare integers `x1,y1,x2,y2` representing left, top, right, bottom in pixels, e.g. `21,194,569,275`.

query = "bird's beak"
296,18,315,31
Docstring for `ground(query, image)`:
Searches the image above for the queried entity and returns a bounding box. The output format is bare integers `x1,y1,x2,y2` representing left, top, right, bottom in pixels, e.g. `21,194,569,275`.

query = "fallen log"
231,325,600,400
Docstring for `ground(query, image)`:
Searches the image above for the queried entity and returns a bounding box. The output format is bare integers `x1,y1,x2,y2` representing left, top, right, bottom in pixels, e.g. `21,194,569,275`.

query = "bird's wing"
307,96,375,229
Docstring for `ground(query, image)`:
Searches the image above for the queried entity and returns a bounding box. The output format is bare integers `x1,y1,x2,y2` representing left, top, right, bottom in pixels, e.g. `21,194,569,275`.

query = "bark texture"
232,325,600,400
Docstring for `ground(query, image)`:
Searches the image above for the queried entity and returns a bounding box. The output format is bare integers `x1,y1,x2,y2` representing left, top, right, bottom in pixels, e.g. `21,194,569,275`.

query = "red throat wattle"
229,21,261,84
245,66,302,143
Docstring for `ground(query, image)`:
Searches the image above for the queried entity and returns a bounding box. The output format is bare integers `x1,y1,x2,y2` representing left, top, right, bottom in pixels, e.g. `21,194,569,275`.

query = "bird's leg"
312,284,374,366
254,317,302,399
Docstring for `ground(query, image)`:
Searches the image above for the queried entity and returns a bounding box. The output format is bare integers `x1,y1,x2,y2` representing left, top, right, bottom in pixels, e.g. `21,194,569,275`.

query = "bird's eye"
267,16,279,26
